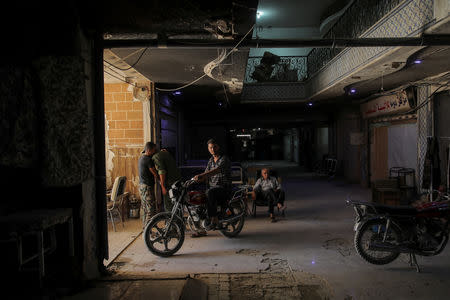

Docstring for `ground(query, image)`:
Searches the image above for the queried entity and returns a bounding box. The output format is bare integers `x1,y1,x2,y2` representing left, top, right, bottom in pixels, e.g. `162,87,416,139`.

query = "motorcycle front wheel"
143,212,185,257
355,218,401,265
220,199,245,238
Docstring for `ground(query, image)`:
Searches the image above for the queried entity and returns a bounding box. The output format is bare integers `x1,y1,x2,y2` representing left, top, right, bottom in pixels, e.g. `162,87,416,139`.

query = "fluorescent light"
414,59,422,64
236,134,251,138
257,11,264,19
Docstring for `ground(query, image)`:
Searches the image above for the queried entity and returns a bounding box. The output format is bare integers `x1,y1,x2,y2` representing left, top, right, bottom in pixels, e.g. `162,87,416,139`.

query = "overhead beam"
103,35,450,49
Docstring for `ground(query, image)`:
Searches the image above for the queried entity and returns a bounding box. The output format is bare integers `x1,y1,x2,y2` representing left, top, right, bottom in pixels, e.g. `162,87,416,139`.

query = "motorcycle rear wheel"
355,219,401,265
220,200,245,238
143,212,185,257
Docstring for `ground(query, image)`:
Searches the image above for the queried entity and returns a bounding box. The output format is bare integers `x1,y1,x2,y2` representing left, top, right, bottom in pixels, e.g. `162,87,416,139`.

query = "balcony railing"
307,0,404,77
244,56,307,83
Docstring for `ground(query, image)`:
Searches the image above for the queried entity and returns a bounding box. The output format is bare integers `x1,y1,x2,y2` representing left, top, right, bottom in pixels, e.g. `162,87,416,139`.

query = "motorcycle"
347,191,450,272
143,179,248,257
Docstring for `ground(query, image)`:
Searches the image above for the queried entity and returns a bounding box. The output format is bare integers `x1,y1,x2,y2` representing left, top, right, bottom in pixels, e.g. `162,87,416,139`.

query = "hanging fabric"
422,137,441,190
447,146,450,192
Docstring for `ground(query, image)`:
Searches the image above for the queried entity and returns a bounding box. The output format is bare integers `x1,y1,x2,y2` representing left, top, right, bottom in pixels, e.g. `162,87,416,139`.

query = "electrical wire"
222,82,230,106
104,63,127,78
104,69,135,87
103,24,254,93
104,47,148,71
155,24,255,92
155,74,209,92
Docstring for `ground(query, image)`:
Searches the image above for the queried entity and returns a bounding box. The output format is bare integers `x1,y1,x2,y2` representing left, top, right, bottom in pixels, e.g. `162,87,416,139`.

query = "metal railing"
244,56,307,83
307,0,404,77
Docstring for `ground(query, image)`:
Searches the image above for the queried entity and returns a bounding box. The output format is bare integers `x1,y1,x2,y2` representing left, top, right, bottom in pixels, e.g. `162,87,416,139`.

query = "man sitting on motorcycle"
194,139,232,232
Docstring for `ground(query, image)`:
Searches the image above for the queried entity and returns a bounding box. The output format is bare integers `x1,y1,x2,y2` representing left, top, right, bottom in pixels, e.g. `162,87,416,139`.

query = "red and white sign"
361,90,411,118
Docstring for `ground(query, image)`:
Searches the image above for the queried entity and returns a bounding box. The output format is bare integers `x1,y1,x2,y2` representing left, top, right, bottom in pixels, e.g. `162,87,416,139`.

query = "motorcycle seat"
370,203,417,215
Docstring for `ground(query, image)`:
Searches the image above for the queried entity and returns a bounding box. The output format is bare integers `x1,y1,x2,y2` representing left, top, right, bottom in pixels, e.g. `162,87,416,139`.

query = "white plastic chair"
107,176,127,231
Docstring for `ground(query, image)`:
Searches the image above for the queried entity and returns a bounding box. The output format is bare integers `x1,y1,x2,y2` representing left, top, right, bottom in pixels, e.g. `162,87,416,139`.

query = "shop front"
362,89,417,204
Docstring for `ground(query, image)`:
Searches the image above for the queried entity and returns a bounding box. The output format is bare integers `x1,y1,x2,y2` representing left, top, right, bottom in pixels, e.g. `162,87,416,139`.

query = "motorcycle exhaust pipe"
220,213,244,224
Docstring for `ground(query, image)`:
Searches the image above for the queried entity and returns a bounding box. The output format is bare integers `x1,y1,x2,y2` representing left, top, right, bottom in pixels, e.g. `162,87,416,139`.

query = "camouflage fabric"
139,183,156,226
163,188,173,212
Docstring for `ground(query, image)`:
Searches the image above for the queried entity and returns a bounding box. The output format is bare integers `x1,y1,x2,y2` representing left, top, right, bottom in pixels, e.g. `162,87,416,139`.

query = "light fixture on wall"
133,85,150,101
414,59,423,64
257,11,264,19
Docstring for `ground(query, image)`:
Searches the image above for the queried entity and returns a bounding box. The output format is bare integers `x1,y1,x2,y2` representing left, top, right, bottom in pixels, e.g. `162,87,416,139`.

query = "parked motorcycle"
347,191,450,272
143,179,248,257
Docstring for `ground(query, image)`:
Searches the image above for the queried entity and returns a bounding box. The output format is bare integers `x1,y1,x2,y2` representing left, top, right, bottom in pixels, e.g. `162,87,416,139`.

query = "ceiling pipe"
103,35,450,49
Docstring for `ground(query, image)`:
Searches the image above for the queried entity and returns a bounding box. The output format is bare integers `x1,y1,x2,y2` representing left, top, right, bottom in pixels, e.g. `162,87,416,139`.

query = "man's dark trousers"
255,189,285,214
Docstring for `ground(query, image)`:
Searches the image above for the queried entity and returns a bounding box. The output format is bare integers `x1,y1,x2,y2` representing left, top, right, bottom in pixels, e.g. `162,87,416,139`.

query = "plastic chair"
107,176,127,231
250,169,285,217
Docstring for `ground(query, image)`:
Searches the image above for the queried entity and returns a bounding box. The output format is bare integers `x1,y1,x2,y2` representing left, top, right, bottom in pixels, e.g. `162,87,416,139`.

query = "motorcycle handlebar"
183,178,198,187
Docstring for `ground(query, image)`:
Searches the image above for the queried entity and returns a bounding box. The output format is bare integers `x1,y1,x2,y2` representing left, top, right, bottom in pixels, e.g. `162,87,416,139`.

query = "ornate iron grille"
307,0,405,77
417,85,432,194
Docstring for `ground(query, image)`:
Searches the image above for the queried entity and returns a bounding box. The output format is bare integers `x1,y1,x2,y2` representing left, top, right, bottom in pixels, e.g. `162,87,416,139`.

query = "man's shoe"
270,217,277,223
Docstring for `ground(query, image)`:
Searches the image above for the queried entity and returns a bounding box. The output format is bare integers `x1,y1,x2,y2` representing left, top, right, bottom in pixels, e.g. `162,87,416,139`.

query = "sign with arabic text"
361,90,411,119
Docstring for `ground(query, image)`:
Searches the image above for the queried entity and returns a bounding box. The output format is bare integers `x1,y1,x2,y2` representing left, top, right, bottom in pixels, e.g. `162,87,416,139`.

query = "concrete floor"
105,217,142,266
67,161,450,300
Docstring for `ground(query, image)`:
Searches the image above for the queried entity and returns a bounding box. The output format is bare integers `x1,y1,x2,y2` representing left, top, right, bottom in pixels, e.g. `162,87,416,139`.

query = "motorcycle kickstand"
409,253,421,273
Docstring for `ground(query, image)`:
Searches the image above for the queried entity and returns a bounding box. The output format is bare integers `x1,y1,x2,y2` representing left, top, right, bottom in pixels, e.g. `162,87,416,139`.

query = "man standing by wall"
138,142,159,227
152,146,181,212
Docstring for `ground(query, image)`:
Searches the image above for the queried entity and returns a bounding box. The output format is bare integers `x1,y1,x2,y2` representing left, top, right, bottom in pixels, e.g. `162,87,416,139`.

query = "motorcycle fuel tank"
416,200,450,217
188,191,207,205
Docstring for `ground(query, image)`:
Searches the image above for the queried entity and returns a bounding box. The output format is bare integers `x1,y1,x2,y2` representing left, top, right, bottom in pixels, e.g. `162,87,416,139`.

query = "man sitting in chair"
251,168,285,222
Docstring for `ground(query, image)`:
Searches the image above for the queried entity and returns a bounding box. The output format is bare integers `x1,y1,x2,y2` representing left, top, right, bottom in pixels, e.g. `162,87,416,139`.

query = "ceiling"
104,0,450,120
251,0,349,57
106,0,353,108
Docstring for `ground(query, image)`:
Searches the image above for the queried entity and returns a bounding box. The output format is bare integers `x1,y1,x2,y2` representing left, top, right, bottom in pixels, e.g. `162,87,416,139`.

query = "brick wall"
104,83,144,146
104,83,145,197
